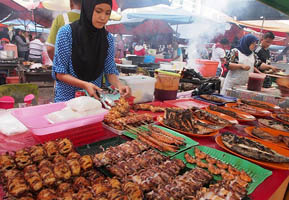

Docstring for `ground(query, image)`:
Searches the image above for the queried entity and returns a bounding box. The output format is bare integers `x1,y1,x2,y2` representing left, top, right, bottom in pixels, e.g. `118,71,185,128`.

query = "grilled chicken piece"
67,159,81,176
44,141,59,158
39,166,56,186
57,138,73,155
75,188,94,200
37,189,58,200
29,145,46,163
67,151,81,160
54,162,72,180
8,176,29,197
14,149,32,169
0,153,16,172
24,165,43,191
79,155,93,171
73,177,90,191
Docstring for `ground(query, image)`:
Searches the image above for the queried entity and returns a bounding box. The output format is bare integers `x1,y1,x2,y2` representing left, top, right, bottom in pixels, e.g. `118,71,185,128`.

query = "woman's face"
249,41,257,51
92,3,111,29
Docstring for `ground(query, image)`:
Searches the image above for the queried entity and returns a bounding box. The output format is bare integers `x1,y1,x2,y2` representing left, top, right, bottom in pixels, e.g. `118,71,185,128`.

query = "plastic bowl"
6,76,19,84
0,96,14,109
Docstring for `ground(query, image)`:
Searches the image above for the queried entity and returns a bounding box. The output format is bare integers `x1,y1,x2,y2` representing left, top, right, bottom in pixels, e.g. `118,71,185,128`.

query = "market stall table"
116,63,138,75
0,123,289,199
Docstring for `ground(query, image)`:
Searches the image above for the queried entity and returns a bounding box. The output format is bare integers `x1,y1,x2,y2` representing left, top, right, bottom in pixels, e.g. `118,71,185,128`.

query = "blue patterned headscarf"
237,34,258,56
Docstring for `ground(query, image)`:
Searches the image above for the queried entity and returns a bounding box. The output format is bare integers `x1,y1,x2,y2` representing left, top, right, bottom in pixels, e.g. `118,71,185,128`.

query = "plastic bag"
45,107,82,124
0,112,28,136
66,96,102,112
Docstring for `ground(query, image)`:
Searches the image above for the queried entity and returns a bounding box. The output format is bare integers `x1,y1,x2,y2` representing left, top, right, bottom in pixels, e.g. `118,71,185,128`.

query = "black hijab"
70,0,112,81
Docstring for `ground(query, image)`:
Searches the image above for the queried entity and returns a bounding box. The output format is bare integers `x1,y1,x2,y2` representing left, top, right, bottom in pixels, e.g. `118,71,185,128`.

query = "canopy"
41,0,121,20
4,18,49,33
235,20,289,33
123,5,194,25
116,0,170,10
257,0,289,16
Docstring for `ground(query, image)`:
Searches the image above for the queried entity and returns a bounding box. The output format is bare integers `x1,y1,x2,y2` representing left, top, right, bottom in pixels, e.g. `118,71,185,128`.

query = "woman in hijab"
52,0,130,102
221,34,258,95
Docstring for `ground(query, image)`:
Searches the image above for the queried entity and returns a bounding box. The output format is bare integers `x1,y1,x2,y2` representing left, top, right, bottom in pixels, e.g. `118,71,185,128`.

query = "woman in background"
221,34,258,95
13,29,29,60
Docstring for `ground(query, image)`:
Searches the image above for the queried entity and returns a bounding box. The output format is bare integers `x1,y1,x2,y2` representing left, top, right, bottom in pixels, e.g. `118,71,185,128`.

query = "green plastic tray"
173,146,272,194
123,125,199,157
76,136,127,155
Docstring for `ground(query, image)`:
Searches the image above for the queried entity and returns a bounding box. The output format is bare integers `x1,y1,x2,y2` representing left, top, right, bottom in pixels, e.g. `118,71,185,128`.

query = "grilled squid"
29,145,46,163
57,138,73,155
54,162,72,180
79,155,93,171
67,159,81,176
14,149,32,169
0,153,16,172
44,141,59,158
37,189,58,200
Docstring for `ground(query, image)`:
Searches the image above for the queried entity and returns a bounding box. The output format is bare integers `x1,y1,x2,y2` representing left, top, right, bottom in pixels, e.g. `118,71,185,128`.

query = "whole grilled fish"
240,99,276,110
221,132,289,163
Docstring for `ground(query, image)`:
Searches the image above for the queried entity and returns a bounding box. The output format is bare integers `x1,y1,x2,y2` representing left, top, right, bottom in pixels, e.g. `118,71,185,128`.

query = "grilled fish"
276,114,289,123
209,105,244,120
258,119,289,132
200,95,231,104
251,127,280,143
232,104,270,116
240,99,277,110
221,132,289,163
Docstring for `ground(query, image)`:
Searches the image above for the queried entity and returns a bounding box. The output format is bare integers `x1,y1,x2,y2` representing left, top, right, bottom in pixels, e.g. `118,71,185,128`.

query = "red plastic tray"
32,122,104,147
164,98,211,109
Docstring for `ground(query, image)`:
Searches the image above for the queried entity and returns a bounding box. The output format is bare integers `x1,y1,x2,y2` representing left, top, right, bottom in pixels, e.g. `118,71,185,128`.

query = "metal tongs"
83,89,115,110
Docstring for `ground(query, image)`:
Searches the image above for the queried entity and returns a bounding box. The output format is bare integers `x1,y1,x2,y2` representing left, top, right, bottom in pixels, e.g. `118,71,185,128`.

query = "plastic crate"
32,122,104,147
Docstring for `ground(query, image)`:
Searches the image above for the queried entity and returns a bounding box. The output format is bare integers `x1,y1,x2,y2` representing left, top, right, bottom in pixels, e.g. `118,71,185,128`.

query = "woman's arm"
56,74,101,99
228,63,250,71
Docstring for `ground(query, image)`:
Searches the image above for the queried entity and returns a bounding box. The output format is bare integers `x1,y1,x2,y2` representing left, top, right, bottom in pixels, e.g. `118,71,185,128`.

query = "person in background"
0,38,9,50
276,46,289,63
46,0,82,61
52,0,130,102
115,35,125,58
134,41,146,56
172,41,183,61
255,32,279,73
221,34,258,95
14,29,29,60
211,38,229,76
0,27,10,41
28,34,45,63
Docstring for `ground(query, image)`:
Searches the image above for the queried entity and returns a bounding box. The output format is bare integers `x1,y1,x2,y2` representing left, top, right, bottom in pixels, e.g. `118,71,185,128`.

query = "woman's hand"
84,82,103,99
118,85,131,97
241,64,251,71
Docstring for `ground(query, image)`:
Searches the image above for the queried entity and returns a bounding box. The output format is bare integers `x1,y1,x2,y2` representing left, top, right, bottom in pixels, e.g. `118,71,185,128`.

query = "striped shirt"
29,39,44,59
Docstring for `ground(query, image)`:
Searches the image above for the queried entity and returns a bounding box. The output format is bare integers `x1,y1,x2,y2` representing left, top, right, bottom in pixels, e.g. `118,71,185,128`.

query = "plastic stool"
0,96,15,109
24,94,35,106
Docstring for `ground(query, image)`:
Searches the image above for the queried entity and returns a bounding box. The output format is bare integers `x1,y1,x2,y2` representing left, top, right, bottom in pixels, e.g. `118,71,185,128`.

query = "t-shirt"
29,39,45,59
211,45,226,69
46,10,80,47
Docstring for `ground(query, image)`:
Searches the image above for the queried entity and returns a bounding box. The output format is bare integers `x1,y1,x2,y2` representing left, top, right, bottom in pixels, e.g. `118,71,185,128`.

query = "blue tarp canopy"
3,18,49,33
123,5,194,25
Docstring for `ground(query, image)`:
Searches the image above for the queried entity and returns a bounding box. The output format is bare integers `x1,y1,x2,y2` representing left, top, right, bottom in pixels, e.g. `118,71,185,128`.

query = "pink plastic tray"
164,98,211,109
11,102,108,136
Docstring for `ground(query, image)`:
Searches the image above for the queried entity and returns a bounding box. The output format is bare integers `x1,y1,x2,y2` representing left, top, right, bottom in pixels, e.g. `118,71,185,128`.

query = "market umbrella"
116,0,170,10
132,20,173,36
123,4,194,25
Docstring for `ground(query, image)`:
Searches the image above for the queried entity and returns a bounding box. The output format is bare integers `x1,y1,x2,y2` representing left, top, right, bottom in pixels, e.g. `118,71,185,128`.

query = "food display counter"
1,94,289,199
